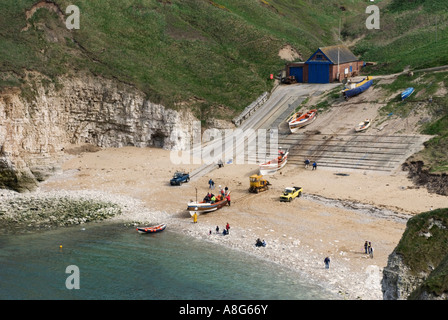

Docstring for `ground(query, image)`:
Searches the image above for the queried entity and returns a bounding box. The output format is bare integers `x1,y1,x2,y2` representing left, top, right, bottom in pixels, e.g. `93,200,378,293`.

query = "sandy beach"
37,145,447,300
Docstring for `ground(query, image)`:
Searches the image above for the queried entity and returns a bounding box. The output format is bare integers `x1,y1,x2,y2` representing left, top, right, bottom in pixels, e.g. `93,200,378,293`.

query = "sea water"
0,223,337,300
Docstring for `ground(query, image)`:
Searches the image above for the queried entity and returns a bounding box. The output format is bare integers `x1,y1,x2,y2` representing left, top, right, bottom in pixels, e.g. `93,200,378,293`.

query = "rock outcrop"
403,161,448,196
381,252,426,300
382,208,448,300
0,72,199,192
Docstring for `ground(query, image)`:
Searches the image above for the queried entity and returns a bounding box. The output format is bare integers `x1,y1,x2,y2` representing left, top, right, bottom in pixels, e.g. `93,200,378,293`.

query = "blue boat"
401,87,414,101
342,76,373,99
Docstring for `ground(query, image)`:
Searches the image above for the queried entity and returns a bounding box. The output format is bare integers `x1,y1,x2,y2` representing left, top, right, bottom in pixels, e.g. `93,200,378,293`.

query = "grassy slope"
1,0,447,109
0,0,357,119
350,0,448,74
8,0,425,118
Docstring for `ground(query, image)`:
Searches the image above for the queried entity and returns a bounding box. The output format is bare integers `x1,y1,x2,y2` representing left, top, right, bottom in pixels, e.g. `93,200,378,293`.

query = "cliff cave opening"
150,130,166,148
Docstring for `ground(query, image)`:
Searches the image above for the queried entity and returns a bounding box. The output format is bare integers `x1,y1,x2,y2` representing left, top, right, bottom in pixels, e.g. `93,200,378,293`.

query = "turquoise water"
0,223,337,300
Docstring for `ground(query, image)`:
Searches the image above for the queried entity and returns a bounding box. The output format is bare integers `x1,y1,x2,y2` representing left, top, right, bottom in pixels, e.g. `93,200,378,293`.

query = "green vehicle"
280,187,302,202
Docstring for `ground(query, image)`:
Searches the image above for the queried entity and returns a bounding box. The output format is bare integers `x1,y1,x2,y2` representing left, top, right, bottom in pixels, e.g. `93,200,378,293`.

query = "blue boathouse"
286,45,364,83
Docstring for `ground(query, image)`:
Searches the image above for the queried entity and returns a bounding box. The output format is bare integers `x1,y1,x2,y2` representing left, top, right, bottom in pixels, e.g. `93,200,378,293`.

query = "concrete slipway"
191,82,431,179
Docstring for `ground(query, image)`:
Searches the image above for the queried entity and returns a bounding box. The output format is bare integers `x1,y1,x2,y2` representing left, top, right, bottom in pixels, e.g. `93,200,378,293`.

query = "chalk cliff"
0,72,199,192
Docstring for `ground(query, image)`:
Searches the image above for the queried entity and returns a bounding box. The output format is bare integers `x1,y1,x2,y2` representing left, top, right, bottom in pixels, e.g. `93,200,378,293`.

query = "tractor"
249,174,270,193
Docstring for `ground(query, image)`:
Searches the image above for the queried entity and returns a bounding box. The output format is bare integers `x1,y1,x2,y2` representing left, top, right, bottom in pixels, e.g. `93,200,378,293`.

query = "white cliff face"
0,72,199,191
381,252,425,300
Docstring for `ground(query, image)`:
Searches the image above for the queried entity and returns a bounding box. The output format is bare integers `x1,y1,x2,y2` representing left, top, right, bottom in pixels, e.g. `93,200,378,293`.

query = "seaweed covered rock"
0,192,122,234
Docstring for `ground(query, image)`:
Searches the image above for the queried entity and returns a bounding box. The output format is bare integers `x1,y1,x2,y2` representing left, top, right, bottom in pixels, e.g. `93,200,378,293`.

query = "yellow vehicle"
280,186,303,202
249,174,270,193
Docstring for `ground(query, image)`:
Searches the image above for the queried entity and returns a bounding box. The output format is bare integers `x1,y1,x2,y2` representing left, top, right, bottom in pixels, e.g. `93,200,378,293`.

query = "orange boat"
288,109,317,133
136,224,167,234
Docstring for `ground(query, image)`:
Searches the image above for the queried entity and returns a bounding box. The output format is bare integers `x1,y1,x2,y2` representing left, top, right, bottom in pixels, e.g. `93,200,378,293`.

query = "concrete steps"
255,132,429,172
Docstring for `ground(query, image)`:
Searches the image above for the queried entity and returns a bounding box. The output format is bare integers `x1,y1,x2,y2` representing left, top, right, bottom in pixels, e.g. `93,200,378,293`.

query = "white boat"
259,148,289,175
355,119,371,132
288,109,317,133
187,198,228,216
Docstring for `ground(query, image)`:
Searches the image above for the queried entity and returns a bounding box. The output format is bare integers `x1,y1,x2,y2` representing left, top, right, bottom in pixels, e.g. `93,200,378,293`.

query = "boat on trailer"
187,198,228,216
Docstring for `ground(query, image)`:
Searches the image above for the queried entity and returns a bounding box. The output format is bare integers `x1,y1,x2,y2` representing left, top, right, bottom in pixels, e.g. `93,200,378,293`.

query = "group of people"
255,238,266,247
214,223,230,236
205,182,231,205
322,241,374,270
364,241,374,258
304,159,317,170
323,241,374,270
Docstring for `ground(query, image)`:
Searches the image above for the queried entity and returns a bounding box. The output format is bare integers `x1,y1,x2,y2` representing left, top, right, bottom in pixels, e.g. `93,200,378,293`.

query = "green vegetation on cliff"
421,95,448,173
394,208,448,299
1,0,358,119
348,0,448,75
1,0,447,121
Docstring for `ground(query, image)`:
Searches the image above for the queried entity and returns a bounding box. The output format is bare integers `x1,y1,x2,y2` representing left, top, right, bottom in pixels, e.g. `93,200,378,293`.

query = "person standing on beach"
216,226,219,234
304,159,310,169
369,246,374,259
209,179,214,190
324,257,330,269
226,222,230,234
312,161,317,170
226,193,231,206
364,241,369,254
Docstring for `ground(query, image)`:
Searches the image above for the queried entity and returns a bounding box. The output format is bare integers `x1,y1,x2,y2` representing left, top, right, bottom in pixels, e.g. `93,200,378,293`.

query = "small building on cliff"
286,45,364,83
